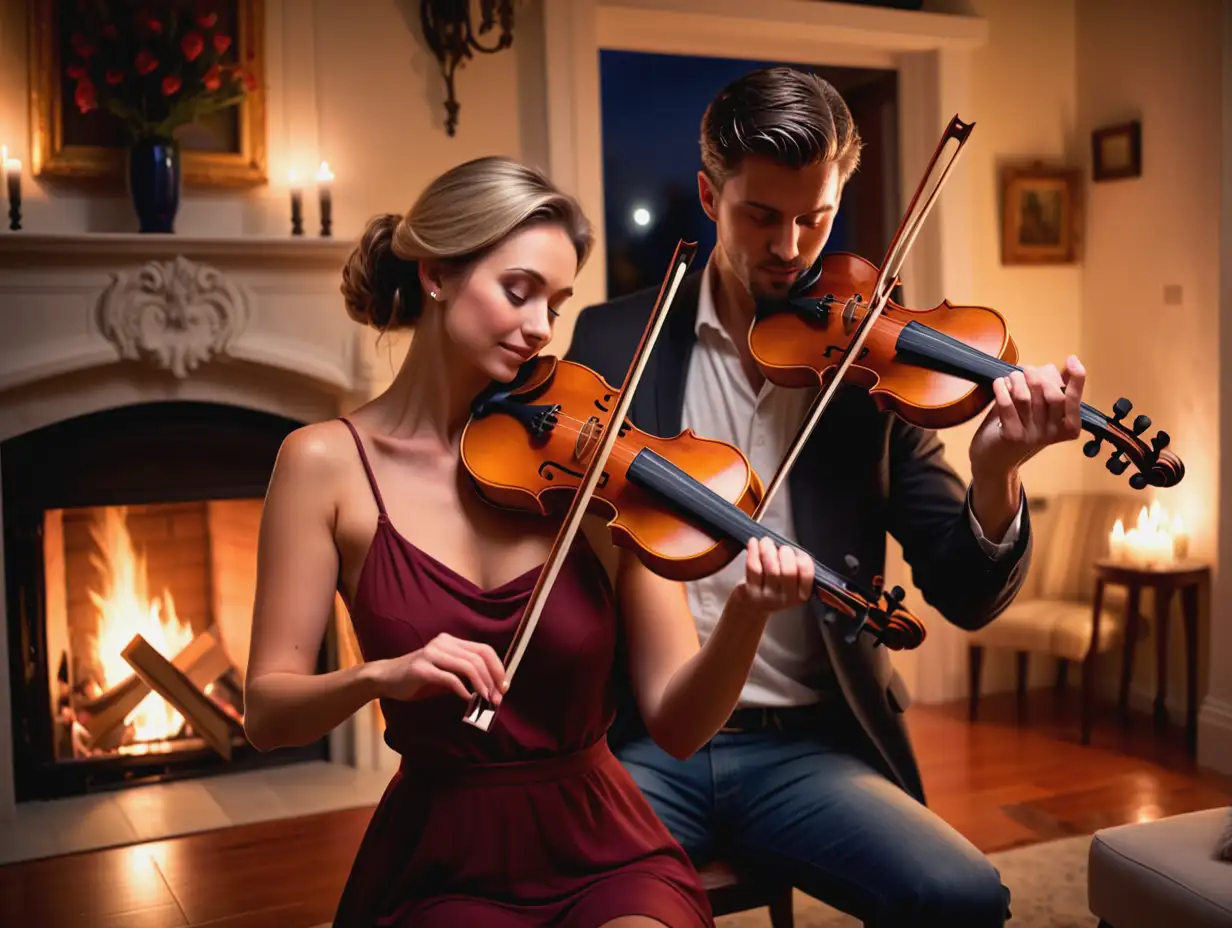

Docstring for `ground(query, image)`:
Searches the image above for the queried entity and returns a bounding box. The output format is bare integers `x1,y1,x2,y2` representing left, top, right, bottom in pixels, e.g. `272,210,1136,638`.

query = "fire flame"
86,507,194,742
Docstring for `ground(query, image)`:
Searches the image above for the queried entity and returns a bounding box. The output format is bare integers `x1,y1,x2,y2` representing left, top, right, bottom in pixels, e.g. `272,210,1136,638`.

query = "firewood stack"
68,626,247,759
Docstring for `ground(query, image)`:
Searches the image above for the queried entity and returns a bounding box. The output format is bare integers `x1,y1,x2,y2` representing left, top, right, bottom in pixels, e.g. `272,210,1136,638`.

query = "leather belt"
719,703,829,734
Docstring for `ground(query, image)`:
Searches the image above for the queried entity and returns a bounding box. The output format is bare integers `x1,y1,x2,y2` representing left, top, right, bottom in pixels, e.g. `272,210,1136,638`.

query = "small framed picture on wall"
1092,120,1142,181
999,163,1083,265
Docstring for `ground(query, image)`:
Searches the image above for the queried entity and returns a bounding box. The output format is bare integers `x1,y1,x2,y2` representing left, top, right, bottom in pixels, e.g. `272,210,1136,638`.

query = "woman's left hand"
728,536,815,616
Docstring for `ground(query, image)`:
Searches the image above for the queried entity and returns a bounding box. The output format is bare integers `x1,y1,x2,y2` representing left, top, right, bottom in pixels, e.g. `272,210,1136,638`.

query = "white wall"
1208,0,1232,776
897,0,1085,699
1075,0,1222,724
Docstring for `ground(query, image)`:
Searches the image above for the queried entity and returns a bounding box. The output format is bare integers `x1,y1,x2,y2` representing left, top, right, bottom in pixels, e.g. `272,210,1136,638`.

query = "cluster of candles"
1108,500,1189,568
289,160,334,237
2,145,21,231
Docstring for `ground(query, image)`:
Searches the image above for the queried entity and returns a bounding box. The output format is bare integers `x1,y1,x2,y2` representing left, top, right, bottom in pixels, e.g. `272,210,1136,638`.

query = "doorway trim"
538,0,990,706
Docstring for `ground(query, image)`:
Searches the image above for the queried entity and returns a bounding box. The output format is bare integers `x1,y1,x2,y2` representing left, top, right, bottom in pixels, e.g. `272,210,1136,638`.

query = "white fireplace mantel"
0,233,374,440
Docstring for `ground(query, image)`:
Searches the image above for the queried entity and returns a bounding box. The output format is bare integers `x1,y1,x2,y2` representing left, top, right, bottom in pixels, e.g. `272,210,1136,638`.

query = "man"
564,67,1086,926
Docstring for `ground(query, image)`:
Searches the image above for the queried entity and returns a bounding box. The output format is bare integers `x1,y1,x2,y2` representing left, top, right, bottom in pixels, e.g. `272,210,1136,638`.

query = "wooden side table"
1092,559,1208,753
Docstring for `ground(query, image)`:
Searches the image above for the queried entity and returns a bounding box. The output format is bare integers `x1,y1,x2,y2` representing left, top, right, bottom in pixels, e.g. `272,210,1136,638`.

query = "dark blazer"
563,269,1033,804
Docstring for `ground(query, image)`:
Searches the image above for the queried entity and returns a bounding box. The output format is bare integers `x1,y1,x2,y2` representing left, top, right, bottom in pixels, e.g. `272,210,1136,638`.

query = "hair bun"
341,213,420,330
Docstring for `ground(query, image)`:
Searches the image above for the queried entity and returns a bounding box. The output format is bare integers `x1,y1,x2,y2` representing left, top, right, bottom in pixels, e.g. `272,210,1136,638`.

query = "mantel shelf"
0,232,356,268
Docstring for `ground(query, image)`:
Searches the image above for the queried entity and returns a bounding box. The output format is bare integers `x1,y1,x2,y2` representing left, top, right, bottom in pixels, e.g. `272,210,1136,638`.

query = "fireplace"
0,232,392,821
3,400,335,801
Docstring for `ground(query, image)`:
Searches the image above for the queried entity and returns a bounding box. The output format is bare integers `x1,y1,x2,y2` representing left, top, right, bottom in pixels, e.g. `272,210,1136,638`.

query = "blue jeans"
618,727,1010,927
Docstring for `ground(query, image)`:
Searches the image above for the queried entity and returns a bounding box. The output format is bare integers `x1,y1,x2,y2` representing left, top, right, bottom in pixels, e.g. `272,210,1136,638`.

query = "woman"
243,155,814,928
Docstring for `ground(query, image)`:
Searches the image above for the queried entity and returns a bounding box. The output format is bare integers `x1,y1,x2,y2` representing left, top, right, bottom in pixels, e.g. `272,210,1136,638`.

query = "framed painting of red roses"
30,0,267,189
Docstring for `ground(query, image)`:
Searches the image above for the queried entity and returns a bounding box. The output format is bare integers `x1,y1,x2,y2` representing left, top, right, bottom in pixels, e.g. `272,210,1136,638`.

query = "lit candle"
316,160,334,238
1109,518,1127,563
289,168,303,237
1170,512,1189,561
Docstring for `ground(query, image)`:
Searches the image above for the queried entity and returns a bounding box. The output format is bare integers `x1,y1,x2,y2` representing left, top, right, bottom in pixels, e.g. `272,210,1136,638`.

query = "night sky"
599,50,864,298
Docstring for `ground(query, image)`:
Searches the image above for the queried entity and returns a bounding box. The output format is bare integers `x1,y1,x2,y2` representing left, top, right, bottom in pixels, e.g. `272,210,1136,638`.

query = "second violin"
750,250,1184,492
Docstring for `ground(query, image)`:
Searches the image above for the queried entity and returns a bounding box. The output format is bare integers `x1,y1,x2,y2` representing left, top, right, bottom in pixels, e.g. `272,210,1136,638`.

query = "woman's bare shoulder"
272,418,363,484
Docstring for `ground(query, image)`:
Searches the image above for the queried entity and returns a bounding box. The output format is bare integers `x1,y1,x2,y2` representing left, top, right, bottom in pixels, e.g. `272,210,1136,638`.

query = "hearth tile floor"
0,760,394,865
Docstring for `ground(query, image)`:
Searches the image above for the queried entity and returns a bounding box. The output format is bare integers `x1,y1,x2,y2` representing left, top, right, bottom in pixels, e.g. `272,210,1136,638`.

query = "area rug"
715,834,1096,928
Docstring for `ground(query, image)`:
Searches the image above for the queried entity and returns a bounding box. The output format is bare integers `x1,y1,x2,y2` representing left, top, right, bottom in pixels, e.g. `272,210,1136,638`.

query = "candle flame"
316,160,334,183
1109,499,1188,567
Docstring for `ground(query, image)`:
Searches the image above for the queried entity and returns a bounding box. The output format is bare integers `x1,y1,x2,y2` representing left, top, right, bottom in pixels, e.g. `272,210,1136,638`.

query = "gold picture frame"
999,163,1082,265
29,0,267,189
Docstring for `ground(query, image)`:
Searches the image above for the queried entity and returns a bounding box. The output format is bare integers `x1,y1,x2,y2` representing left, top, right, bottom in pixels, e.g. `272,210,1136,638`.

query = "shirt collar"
694,254,728,341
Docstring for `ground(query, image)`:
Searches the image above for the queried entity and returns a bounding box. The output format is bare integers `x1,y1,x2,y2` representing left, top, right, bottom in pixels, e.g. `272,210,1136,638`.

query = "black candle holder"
319,188,332,238
7,171,21,231
290,188,303,236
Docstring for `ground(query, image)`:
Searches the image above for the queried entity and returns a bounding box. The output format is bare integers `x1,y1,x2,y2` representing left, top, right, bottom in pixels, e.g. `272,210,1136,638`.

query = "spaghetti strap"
338,417,388,516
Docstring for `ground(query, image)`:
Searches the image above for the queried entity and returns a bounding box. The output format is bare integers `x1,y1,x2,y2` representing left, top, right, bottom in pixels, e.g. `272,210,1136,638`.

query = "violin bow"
753,115,976,519
463,240,699,732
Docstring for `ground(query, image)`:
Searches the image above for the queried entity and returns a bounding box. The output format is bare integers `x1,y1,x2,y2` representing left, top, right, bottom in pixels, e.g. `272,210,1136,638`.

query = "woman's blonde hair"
341,156,593,330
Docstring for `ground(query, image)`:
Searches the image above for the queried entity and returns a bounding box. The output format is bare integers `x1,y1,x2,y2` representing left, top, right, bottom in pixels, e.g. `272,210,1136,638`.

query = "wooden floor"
3,691,1229,927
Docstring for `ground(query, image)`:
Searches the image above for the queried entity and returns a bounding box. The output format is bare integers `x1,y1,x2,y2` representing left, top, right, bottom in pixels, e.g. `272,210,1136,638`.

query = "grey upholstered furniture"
1088,807,1232,928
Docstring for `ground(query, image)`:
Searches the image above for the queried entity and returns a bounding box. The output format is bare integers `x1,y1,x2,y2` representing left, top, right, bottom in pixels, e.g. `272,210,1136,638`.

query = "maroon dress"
331,418,715,927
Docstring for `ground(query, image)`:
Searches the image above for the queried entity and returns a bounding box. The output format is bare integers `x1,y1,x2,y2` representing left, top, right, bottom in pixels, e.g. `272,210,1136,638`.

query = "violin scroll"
1080,396,1185,490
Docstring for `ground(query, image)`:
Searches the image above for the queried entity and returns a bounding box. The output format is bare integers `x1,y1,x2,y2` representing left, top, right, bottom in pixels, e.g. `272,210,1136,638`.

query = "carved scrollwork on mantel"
96,256,251,379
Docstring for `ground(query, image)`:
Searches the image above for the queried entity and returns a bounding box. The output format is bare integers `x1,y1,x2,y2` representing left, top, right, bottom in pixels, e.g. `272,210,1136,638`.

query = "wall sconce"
420,0,515,137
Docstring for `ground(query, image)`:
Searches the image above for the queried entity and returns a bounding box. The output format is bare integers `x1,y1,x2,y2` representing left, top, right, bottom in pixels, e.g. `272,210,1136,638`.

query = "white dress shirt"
680,258,1023,709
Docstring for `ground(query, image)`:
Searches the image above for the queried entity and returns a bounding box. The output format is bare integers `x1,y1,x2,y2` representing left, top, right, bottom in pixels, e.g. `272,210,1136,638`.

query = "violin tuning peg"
1083,437,1102,458
1151,431,1171,452
1129,473,1149,490
1106,450,1130,475
1113,398,1132,421
889,585,906,605
844,554,860,574
1132,414,1152,435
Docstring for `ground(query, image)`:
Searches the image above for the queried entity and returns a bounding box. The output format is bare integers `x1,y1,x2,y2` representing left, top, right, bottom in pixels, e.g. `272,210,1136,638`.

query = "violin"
459,353,924,653
749,251,1184,492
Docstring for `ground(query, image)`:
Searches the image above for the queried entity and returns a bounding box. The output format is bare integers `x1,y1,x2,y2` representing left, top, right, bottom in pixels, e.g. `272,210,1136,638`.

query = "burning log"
120,632,244,759
77,626,233,746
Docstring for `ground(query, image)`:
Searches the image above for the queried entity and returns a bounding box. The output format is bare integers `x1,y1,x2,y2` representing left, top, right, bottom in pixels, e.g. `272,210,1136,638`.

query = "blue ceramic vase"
127,137,181,233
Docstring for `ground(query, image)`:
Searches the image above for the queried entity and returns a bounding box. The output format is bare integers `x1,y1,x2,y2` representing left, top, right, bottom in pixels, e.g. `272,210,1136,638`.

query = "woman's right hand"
370,633,508,704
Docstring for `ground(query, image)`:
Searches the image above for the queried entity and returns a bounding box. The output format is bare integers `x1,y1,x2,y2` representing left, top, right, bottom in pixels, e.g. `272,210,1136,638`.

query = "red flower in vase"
181,32,205,62
135,50,159,75
74,78,97,113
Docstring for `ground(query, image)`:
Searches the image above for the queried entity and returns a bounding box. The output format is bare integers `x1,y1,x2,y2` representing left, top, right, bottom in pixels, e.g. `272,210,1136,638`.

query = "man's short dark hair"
700,66,862,187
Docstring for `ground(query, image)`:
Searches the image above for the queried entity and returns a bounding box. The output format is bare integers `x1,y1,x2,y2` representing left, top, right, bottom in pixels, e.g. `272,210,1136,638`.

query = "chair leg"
968,645,984,721
768,887,794,928
1055,658,1069,696
1082,652,1097,745
1016,651,1029,724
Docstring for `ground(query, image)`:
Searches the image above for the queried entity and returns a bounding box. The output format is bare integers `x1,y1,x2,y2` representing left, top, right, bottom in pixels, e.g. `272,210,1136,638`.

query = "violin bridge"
842,294,862,331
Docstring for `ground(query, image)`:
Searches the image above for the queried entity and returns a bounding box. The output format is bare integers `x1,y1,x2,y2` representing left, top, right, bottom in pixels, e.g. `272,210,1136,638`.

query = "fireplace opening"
4,401,337,801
